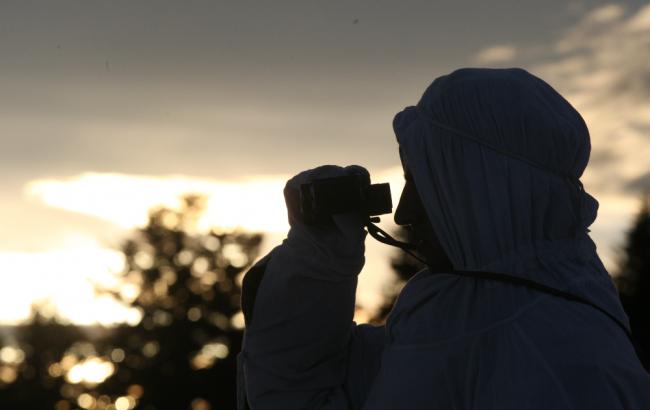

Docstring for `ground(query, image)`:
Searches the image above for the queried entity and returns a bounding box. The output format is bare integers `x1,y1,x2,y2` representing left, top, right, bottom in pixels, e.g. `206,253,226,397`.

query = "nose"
394,191,407,225
394,181,417,226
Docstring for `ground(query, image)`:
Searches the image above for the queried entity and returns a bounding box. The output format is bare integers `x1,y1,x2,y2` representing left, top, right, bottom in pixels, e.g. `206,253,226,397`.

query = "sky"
1,1,649,325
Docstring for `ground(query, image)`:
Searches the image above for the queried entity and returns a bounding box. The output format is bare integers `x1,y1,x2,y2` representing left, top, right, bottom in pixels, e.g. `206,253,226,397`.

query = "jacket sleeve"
239,239,385,410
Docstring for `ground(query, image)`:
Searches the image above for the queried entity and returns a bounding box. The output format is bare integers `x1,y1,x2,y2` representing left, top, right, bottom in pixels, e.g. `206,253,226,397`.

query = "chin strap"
365,218,427,264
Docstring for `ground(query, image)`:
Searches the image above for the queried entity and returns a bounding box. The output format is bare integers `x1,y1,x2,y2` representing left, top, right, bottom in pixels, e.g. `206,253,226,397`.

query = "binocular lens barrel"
298,175,392,225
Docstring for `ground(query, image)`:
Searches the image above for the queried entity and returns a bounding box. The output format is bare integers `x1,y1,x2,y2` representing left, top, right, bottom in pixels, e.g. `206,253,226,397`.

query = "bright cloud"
26,172,291,233
25,168,407,235
585,3,625,25
626,4,650,32
0,236,140,326
475,45,517,64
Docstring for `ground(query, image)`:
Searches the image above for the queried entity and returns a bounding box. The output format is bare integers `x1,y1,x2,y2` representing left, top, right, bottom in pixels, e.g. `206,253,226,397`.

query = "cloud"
25,166,406,233
625,3,650,32
474,45,517,64
531,3,650,195
625,171,650,194
0,239,140,326
25,172,291,233
584,3,625,24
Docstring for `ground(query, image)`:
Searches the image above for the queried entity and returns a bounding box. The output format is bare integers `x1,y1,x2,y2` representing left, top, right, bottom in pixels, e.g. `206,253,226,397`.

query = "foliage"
0,194,263,410
614,193,650,369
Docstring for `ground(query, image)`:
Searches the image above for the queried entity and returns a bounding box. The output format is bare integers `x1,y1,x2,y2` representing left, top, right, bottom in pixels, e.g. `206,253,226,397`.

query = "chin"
417,243,453,272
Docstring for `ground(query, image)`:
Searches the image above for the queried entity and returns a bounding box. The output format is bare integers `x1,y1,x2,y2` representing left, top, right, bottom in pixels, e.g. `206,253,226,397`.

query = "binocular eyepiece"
286,174,393,225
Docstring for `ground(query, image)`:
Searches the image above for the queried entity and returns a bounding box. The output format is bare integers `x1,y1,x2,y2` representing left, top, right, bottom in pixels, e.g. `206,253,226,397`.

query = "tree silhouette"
0,194,263,410
103,194,263,409
615,193,650,370
370,226,426,324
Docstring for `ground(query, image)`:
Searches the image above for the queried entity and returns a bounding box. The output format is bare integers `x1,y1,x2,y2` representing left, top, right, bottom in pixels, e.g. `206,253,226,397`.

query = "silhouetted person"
239,68,650,409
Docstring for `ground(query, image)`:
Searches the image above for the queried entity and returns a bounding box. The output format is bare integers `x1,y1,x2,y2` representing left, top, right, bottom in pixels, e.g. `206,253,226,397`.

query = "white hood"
393,68,628,327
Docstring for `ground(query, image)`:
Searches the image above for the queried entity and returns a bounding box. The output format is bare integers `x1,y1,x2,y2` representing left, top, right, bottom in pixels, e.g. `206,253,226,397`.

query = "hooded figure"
239,68,650,409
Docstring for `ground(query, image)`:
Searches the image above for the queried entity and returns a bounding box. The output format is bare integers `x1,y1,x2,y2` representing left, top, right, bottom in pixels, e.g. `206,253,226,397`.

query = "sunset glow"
3,2,649,408
26,173,291,233
1,165,639,325
0,168,404,325
13,178,643,323
0,236,141,326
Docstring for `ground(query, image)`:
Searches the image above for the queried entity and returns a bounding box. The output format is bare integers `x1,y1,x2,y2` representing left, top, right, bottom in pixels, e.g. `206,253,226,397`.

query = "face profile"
394,166,453,272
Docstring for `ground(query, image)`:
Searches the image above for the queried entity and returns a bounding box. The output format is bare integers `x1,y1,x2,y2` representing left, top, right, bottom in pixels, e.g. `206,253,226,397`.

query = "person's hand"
282,165,369,276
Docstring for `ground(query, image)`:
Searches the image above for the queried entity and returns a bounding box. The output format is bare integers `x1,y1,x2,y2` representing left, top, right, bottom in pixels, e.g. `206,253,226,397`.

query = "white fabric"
241,68,650,410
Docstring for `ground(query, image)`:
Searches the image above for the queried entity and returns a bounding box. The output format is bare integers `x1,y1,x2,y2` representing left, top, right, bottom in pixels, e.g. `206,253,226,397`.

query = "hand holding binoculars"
285,173,393,225
283,167,422,260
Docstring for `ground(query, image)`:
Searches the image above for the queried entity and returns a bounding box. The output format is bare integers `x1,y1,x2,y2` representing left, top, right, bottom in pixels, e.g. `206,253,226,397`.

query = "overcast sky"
1,1,649,322
2,0,645,180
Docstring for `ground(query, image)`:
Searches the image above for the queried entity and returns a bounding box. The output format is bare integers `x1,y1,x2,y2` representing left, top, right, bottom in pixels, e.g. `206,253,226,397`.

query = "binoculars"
287,174,393,225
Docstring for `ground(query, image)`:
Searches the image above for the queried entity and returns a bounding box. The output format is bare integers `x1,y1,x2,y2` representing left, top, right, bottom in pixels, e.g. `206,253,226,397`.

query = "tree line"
0,193,648,408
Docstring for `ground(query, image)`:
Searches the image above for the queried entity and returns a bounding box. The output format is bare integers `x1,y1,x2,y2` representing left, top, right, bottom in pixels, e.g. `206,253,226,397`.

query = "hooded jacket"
239,68,650,409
